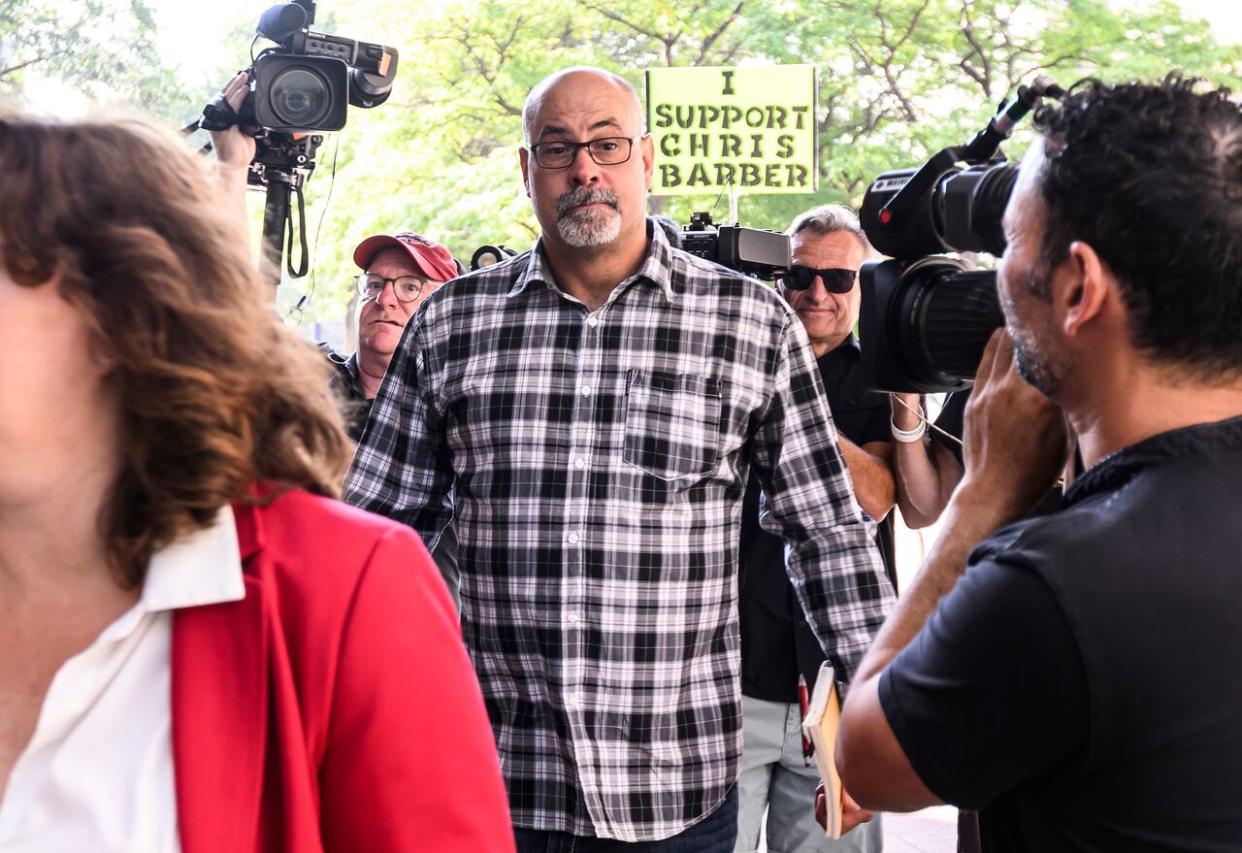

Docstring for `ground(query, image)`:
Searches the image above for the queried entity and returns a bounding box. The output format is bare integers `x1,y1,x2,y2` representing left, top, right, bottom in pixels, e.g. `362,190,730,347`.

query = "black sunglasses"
778,265,858,294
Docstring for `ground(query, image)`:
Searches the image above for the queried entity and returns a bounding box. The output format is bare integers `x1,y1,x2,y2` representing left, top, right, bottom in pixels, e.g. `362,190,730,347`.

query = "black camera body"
194,0,401,287
857,163,1014,393
679,212,791,280
247,53,349,132
470,244,518,271
861,163,1016,260
203,0,398,136
855,78,1062,393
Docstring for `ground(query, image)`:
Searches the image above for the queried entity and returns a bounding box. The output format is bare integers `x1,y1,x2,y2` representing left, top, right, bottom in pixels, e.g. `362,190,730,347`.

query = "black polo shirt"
881,415,1242,851
740,337,895,701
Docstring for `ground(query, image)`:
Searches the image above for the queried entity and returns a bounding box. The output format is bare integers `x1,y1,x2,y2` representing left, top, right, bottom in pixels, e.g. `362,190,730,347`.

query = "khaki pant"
735,696,883,853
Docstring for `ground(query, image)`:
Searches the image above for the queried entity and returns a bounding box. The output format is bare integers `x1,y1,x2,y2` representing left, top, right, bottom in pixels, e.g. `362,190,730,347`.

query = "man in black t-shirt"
890,388,1057,853
835,77,1242,851
736,205,894,853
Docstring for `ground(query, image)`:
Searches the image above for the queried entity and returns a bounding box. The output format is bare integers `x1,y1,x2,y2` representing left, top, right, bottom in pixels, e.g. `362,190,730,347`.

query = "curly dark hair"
1031,73,1242,378
0,110,353,587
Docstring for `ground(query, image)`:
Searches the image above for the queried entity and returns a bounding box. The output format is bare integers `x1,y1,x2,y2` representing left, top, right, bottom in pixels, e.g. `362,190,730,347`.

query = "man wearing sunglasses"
736,205,897,853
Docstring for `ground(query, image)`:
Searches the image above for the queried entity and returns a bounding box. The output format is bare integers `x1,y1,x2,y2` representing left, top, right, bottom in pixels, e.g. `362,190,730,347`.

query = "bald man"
346,67,893,851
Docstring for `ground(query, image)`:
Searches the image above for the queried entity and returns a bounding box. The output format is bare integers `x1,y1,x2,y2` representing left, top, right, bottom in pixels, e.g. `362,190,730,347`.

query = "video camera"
202,0,398,137
196,0,399,288
678,212,790,280
468,213,791,279
470,244,519,271
856,78,1063,393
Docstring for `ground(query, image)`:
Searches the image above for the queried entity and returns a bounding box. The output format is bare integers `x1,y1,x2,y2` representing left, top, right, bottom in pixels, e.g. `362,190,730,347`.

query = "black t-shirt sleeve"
877,553,1088,809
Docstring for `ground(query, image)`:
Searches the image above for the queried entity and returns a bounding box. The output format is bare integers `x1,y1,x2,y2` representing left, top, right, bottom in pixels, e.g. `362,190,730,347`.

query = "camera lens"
887,259,1003,390
269,67,331,129
937,163,1018,256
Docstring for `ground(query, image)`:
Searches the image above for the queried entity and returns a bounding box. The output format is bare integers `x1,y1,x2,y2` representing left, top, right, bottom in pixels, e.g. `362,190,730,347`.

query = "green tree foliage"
284,0,1238,339
0,0,188,116
19,0,1235,342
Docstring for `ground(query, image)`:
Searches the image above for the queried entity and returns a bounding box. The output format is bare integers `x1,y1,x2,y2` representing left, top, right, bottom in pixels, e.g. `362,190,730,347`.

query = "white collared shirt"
0,508,245,852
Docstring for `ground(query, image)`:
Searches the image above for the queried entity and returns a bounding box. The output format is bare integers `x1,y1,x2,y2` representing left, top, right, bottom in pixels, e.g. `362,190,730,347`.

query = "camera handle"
258,166,310,291
188,103,311,292
879,77,1064,228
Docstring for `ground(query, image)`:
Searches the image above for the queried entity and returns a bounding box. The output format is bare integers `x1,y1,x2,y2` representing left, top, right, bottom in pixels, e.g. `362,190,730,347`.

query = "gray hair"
787,204,872,254
522,67,643,145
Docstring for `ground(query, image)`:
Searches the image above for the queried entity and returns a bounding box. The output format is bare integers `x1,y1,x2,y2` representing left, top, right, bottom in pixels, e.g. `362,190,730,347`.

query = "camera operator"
208,74,462,602
208,75,459,440
736,205,894,853
835,75,1242,851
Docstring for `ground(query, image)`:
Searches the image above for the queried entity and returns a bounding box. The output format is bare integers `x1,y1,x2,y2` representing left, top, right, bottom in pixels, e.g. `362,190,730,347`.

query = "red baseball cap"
352,231,458,282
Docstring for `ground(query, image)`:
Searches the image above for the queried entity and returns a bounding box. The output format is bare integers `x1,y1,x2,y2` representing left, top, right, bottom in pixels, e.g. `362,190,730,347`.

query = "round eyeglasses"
355,274,434,303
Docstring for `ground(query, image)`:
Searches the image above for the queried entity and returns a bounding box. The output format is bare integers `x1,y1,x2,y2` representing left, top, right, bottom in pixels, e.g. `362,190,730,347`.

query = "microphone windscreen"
257,4,306,43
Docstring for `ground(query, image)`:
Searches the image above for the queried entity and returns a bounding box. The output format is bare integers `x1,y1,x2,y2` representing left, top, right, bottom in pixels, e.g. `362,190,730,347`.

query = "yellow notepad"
800,661,843,839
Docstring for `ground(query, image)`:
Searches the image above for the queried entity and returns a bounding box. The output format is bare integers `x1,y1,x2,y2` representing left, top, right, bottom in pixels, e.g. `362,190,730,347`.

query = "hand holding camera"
195,0,400,288
959,329,1070,525
209,72,257,169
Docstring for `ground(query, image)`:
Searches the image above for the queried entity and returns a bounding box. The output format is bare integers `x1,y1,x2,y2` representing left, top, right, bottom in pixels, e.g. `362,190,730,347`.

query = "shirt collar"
1065,414,1242,507
510,244,550,297
140,506,246,613
634,220,680,303
820,333,861,361
509,218,679,304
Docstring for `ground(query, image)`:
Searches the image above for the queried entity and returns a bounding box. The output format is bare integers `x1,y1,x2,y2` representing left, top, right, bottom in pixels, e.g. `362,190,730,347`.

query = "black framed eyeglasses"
529,136,637,170
778,265,858,294
355,274,434,303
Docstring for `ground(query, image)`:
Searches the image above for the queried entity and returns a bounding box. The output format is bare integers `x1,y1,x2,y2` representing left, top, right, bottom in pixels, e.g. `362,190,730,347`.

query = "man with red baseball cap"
323,230,463,606
326,230,460,439
207,83,463,600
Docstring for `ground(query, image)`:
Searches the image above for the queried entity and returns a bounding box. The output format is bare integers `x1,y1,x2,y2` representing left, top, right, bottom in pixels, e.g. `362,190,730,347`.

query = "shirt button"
580,385,592,397
574,457,587,470
567,612,579,624
586,315,599,328
567,531,580,544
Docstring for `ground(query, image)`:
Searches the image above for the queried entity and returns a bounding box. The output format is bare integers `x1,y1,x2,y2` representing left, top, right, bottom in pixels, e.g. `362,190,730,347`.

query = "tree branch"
958,1,993,98
583,3,667,42
694,1,744,66
1019,51,1096,80
0,55,49,81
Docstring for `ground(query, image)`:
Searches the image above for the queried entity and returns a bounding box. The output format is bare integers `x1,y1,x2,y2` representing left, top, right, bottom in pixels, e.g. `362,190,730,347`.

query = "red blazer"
170,489,515,852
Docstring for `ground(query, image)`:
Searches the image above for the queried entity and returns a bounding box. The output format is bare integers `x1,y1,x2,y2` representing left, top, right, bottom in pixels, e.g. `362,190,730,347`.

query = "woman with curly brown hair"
0,110,514,852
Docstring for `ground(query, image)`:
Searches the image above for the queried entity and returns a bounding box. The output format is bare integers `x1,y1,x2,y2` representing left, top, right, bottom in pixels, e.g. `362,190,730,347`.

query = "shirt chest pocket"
623,369,724,482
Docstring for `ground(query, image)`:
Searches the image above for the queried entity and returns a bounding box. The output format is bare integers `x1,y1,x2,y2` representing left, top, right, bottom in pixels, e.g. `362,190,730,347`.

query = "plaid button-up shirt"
344,223,894,842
